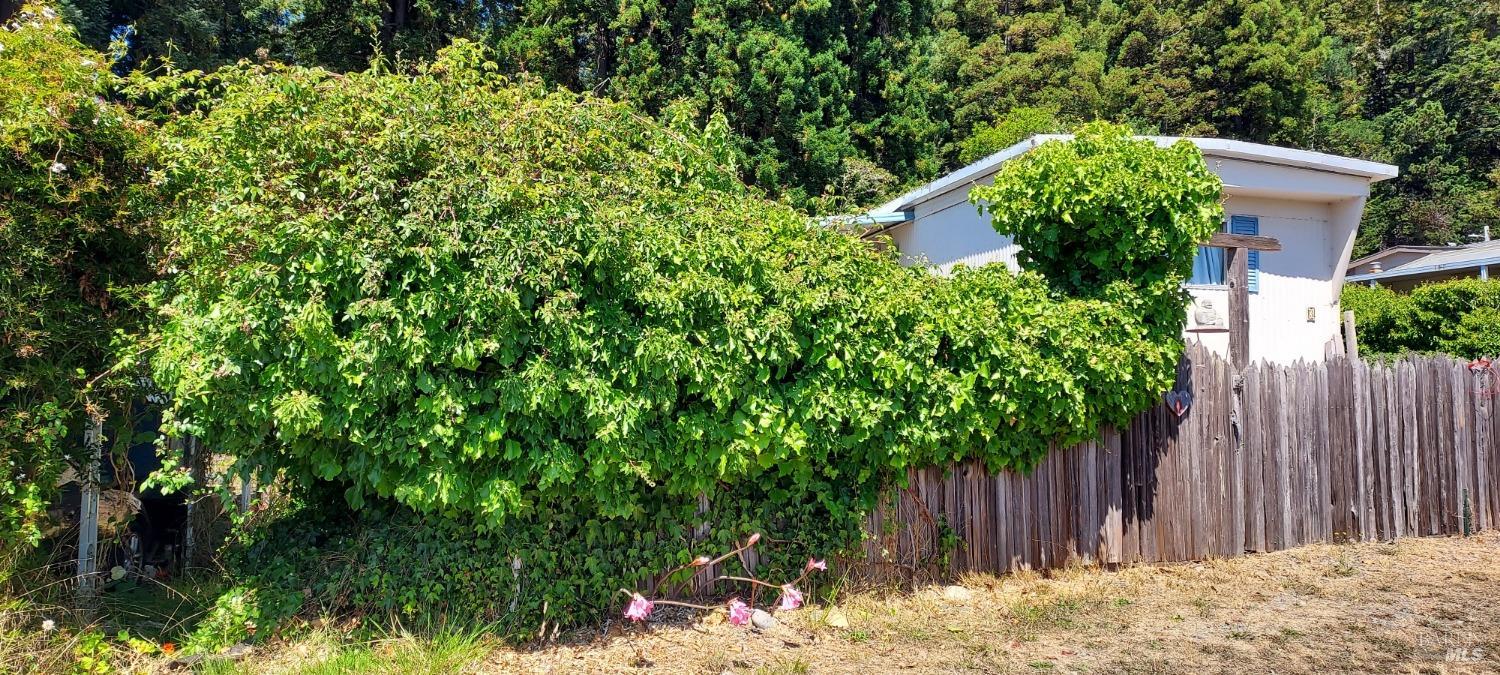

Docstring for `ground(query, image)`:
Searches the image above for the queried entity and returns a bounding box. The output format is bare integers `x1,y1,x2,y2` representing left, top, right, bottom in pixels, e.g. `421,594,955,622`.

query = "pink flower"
727,599,752,626
805,558,827,572
778,584,803,611
623,593,654,622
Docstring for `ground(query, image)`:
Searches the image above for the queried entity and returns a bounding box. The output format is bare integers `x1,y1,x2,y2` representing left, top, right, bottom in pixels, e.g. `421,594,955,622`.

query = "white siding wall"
1186,196,1345,363
884,167,1369,363
890,175,1020,273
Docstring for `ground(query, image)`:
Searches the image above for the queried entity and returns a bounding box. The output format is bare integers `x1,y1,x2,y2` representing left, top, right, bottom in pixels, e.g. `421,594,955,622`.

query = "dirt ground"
484,533,1500,674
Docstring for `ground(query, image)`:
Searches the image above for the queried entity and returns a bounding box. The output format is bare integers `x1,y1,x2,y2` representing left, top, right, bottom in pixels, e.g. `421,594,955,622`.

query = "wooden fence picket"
844,345,1500,583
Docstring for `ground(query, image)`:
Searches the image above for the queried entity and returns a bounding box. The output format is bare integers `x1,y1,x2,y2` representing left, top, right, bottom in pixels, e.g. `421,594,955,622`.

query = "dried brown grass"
481,532,1500,674
58,533,1498,673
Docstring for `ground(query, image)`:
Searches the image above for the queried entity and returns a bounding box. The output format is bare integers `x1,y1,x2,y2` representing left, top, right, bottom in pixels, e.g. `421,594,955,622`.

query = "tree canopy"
44,0,1500,251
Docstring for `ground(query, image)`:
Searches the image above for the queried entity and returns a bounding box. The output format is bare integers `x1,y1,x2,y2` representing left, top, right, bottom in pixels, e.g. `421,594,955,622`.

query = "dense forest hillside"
54,0,1499,253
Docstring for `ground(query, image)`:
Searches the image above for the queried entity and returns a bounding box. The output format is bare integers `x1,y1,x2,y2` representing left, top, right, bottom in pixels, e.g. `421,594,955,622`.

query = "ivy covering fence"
5,8,1223,640
148,43,1220,525
143,44,1219,632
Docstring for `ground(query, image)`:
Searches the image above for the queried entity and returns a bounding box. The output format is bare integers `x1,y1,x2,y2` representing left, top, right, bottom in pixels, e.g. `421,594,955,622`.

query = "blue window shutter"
1230,215,1260,293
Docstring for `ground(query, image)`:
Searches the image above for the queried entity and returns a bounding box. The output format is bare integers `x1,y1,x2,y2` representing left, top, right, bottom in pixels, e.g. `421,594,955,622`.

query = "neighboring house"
1346,245,1454,278
1345,236,1498,291
857,135,1398,364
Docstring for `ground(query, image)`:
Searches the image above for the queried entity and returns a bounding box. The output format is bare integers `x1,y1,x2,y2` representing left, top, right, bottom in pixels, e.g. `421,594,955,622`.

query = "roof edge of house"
874,134,1400,214
1347,245,1459,270
1346,255,1500,283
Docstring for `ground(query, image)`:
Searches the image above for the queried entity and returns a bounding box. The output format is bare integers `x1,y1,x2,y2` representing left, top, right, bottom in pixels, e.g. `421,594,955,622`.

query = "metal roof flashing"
1346,240,1500,283
1348,245,1454,270
873,135,1399,214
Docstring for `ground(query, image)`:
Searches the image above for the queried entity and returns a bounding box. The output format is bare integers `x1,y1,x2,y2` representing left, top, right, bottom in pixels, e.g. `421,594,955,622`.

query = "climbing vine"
0,5,154,554
973,124,1224,299
141,43,1220,632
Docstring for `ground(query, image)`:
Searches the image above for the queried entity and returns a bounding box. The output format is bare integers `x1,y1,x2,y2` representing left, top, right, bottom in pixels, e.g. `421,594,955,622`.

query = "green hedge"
138,44,1218,634
147,45,1218,526
1342,279,1500,358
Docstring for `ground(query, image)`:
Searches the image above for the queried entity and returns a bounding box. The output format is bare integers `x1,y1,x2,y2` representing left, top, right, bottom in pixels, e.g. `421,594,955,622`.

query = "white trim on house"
875,137,1045,213
876,135,1398,213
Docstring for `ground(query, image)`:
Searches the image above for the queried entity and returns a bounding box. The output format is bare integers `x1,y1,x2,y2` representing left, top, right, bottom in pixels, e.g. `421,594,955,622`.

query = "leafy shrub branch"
133,42,1223,633
973,125,1224,299
1343,279,1500,358
148,46,1219,528
0,6,155,553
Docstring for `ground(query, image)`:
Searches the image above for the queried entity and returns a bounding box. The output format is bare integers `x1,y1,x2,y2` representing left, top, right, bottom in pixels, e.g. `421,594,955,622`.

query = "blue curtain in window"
1190,245,1226,285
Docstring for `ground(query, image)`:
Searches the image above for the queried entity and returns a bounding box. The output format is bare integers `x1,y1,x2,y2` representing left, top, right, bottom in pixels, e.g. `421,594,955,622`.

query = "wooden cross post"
1206,232,1281,371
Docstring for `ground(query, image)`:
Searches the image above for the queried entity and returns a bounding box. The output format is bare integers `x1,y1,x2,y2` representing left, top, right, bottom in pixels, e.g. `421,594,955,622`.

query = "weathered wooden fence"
855,341,1500,579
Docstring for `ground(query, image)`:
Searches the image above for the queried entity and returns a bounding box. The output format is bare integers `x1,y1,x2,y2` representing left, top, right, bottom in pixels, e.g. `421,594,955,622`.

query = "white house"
858,135,1399,364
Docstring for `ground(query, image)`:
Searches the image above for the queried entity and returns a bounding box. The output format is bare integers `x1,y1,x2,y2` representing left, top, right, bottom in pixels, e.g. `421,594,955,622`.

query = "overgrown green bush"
0,4,154,555
1342,279,1500,358
190,480,861,645
1340,284,1419,356
142,42,1219,633
973,125,1225,301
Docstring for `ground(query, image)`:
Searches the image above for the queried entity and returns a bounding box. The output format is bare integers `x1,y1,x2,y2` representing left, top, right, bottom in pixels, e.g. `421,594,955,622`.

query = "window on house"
1189,245,1227,286
1187,215,1261,292
1188,221,1229,286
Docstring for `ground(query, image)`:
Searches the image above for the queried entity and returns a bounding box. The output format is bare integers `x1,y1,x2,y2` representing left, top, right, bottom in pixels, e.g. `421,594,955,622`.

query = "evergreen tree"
48,0,1500,235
